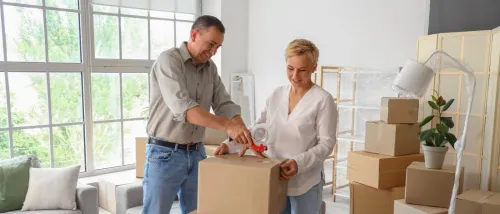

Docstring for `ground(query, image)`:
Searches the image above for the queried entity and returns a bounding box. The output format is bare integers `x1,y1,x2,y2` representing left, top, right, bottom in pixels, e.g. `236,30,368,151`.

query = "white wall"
248,0,428,111
202,0,249,89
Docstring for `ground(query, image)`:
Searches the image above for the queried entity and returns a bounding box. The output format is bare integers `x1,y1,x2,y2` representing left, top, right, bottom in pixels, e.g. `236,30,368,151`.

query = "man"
143,15,254,214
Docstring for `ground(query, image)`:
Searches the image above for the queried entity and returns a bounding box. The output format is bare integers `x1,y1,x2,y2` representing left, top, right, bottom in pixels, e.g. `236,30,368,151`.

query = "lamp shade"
393,59,435,98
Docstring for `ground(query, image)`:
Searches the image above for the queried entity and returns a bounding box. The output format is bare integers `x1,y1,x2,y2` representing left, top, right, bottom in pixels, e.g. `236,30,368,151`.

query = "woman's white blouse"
225,84,338,196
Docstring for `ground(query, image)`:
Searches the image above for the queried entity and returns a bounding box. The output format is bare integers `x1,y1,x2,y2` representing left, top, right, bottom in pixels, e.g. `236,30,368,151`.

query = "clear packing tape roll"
394,51,476,214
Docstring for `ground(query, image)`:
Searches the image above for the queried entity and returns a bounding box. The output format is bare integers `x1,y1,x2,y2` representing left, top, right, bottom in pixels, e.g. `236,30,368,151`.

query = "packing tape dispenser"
228,123,274,153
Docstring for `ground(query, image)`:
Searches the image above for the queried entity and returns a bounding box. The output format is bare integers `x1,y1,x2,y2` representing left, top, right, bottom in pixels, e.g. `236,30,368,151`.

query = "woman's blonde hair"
285,39,319,65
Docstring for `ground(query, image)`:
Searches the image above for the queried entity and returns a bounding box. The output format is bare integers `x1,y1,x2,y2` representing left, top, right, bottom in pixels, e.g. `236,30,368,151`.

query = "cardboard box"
394,199,448,214
380,97,419,124
365,120,420,156
198,154,287,214
347,151,424,189
135,137,147,178
98,177,142,214
456,190,500,214
349,182,404,214
405,161,464,208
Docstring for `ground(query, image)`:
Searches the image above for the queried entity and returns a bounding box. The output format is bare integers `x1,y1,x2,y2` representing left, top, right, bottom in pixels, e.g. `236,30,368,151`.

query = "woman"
214,39,338,214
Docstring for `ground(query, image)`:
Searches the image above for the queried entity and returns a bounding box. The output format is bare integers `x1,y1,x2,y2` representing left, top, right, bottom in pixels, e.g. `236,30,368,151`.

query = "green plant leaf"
425,140,434,147
419,115,435,128
442,99,455,111
435,134,445,147
428,101,439,110
432,95,438,102
440,117,455,128
445,133,457,149
437,124,449,134
437,96,443,106
440,99,447,107
419,128,436,142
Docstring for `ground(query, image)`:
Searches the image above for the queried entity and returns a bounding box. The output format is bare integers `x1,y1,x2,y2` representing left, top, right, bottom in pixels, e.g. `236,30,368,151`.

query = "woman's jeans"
280,179,324,214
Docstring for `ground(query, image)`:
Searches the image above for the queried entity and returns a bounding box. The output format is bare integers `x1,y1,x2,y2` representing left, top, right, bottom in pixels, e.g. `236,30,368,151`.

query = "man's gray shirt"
147,43,241,144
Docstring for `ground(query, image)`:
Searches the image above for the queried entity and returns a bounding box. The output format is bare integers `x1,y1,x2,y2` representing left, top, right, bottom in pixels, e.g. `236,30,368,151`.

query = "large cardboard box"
198,154,287,214
135,137,147,178
98,177,142,214
394,199,448,214
347,151,424,189
405,161,464,208
456,190,500,214
349,182,404,214
365,120,420,156
380,97,419,124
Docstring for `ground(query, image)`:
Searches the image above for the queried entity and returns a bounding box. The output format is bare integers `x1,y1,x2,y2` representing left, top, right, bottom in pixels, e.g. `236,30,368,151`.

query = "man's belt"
148,138,201,151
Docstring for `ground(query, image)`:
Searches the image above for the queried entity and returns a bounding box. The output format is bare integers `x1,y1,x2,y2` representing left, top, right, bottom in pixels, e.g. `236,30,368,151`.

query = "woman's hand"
280,159,298,180
213,143,229,156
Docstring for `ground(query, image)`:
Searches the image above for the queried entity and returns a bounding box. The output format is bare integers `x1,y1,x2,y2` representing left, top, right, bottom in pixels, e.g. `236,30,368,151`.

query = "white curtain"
91,0,201,14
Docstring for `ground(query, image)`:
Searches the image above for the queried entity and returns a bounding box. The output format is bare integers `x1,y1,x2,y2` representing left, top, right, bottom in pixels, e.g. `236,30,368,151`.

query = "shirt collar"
179,42,210,68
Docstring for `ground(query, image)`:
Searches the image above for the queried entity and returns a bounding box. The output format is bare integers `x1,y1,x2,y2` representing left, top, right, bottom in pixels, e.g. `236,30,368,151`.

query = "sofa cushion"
22,165,81,211
4,209,82,214
0,155,40,213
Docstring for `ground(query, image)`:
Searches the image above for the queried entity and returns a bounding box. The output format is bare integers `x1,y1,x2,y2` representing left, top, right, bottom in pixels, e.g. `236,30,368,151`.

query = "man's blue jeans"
142,140,207,214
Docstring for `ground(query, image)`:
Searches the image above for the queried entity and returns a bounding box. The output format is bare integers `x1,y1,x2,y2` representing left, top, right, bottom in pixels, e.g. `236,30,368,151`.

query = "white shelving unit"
317,66,400,201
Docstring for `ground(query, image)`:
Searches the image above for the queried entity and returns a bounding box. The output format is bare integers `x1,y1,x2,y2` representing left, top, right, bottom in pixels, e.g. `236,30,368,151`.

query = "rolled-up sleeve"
155,52,199,122
293,94,338,175
211,71,241,120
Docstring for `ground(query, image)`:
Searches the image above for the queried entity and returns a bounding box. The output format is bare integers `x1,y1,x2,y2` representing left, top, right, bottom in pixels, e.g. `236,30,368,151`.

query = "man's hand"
225,120,253,146
280,159,298,180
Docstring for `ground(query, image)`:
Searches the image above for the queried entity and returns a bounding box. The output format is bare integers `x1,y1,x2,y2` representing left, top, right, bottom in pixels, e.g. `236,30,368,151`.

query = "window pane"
92,4,118,13
0,10,4,61
122,73,148,119
46,0,79,10
93,15,119,59
121,17,148,59
176,21,192,46
53,125,84,171
94,122,121,169
47,10,81,63
150,20,174,60
121,8,148,16
3,0,42,6
123,120,146,165
50,73,83,124
0,132,10,161
176,13,195,21
13,128,50,167
9,72,49,127
150,10,174,19
92,73,120,121
0,72,7,128
4,6,45,62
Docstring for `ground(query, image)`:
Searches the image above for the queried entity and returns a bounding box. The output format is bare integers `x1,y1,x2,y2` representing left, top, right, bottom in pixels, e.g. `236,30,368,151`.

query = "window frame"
0,0,198,177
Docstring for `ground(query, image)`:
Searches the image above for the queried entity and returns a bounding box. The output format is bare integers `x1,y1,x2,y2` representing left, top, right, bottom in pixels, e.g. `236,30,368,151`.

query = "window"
0,0,199,176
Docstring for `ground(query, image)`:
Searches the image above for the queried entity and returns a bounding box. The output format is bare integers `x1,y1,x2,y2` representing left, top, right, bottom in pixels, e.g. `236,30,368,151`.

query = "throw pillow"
21,165,81,211
0,155,40,213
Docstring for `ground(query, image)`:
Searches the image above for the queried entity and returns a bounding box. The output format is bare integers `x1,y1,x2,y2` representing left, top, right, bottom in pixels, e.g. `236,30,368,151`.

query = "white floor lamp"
392,50,476,214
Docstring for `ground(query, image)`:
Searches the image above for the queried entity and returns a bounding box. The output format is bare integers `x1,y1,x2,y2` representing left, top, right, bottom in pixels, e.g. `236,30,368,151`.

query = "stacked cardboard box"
347,97,424,214
455,189,500,214
395,161,464,213
195,154,288,214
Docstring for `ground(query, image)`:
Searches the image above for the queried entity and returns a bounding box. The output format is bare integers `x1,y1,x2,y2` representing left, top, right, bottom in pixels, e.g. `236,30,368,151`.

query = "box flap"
484,193,500,205
456,189,496,202
394,199,448,214
202,154,284,169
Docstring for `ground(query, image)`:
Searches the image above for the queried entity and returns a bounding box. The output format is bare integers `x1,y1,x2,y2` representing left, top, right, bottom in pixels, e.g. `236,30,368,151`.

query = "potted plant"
418,92,457,169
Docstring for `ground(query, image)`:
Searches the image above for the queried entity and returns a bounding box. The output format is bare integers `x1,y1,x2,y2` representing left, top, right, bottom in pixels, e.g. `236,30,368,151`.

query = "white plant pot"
422,145,449,169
